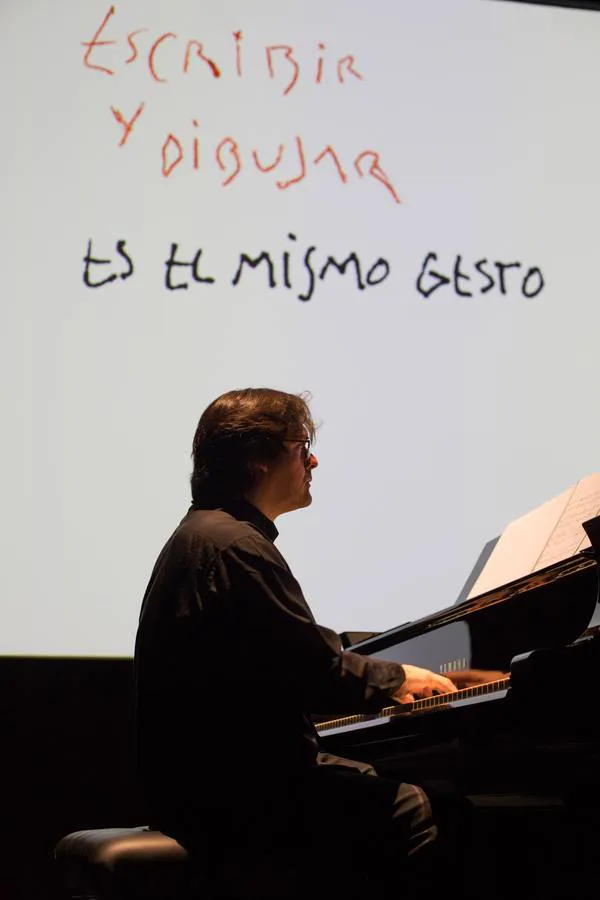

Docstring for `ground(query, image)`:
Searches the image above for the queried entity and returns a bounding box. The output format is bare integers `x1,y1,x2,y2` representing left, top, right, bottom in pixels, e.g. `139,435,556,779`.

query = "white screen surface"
2,0,600,656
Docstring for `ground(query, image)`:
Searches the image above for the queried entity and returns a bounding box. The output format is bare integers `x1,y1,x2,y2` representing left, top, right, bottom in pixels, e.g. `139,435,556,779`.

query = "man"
134,388,458,898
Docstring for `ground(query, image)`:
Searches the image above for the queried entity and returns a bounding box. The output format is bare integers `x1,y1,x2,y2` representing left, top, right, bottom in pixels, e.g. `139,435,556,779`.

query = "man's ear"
248,460,269,480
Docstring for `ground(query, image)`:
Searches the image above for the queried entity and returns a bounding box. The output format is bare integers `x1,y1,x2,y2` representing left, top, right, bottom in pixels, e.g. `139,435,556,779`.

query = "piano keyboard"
315,676,511,736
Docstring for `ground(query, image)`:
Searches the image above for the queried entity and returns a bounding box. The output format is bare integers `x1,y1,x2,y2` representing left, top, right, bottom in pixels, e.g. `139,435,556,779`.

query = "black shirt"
134,499,407,825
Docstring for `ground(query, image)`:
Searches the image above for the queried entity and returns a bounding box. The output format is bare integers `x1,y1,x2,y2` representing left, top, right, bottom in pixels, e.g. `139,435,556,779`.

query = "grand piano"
315,515,600,897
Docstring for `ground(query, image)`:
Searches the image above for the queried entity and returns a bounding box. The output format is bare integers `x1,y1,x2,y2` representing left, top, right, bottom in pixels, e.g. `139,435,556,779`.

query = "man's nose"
308,453,318,470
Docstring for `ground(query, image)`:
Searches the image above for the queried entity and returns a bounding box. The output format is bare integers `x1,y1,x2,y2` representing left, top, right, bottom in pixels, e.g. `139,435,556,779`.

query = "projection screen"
1,0,599,656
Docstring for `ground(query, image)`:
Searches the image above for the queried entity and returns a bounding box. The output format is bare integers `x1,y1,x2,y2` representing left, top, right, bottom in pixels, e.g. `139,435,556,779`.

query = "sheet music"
534,478,600,570
467,474,600,598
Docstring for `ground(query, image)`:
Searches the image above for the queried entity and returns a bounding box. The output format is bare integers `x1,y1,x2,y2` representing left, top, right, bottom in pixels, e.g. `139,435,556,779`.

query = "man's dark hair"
191,388,315,504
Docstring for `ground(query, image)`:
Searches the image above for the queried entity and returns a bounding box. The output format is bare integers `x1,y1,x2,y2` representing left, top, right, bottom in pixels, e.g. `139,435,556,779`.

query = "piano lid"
343,494,600,676
345,549,598,676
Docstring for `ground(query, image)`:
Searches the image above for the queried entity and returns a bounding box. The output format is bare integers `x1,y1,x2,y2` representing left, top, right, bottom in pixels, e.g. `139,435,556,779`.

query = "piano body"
315,517,600,896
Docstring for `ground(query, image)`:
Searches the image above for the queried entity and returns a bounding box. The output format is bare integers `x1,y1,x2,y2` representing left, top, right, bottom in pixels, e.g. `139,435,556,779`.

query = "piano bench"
54,827,196,900
54,825,325,899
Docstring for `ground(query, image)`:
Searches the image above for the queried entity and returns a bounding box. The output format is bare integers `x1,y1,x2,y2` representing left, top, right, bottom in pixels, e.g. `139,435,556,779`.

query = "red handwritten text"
154,125,400,203
82,6,364,93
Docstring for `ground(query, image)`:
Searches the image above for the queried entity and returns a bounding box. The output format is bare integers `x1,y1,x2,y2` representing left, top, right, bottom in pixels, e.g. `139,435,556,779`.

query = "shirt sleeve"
210,532,406,714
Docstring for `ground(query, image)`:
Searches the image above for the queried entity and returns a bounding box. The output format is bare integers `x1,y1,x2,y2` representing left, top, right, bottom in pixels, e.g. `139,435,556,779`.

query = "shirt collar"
190,496,278,543
225,498,279,543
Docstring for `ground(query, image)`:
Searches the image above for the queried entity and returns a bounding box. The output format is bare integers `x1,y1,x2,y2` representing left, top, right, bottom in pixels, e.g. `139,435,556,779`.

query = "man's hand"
449,669,509,689
393,664,458,704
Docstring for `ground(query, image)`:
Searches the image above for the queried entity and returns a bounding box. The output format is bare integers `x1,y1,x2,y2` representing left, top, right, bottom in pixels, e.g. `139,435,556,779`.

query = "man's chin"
294,490,313,510
284,489,313,514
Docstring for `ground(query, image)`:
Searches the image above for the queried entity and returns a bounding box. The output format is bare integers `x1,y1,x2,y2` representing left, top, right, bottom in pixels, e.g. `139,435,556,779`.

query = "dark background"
2,657,138,900
4,650,600,900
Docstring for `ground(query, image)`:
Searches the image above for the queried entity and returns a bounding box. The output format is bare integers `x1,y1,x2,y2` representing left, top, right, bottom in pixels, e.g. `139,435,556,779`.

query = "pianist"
134,387,458,897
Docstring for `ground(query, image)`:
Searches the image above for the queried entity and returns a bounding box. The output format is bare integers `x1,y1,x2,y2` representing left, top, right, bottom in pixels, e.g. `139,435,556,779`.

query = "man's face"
261,431,318,517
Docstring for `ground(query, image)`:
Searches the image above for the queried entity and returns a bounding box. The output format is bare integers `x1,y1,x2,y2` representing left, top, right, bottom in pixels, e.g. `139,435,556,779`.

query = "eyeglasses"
284,438,312,462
